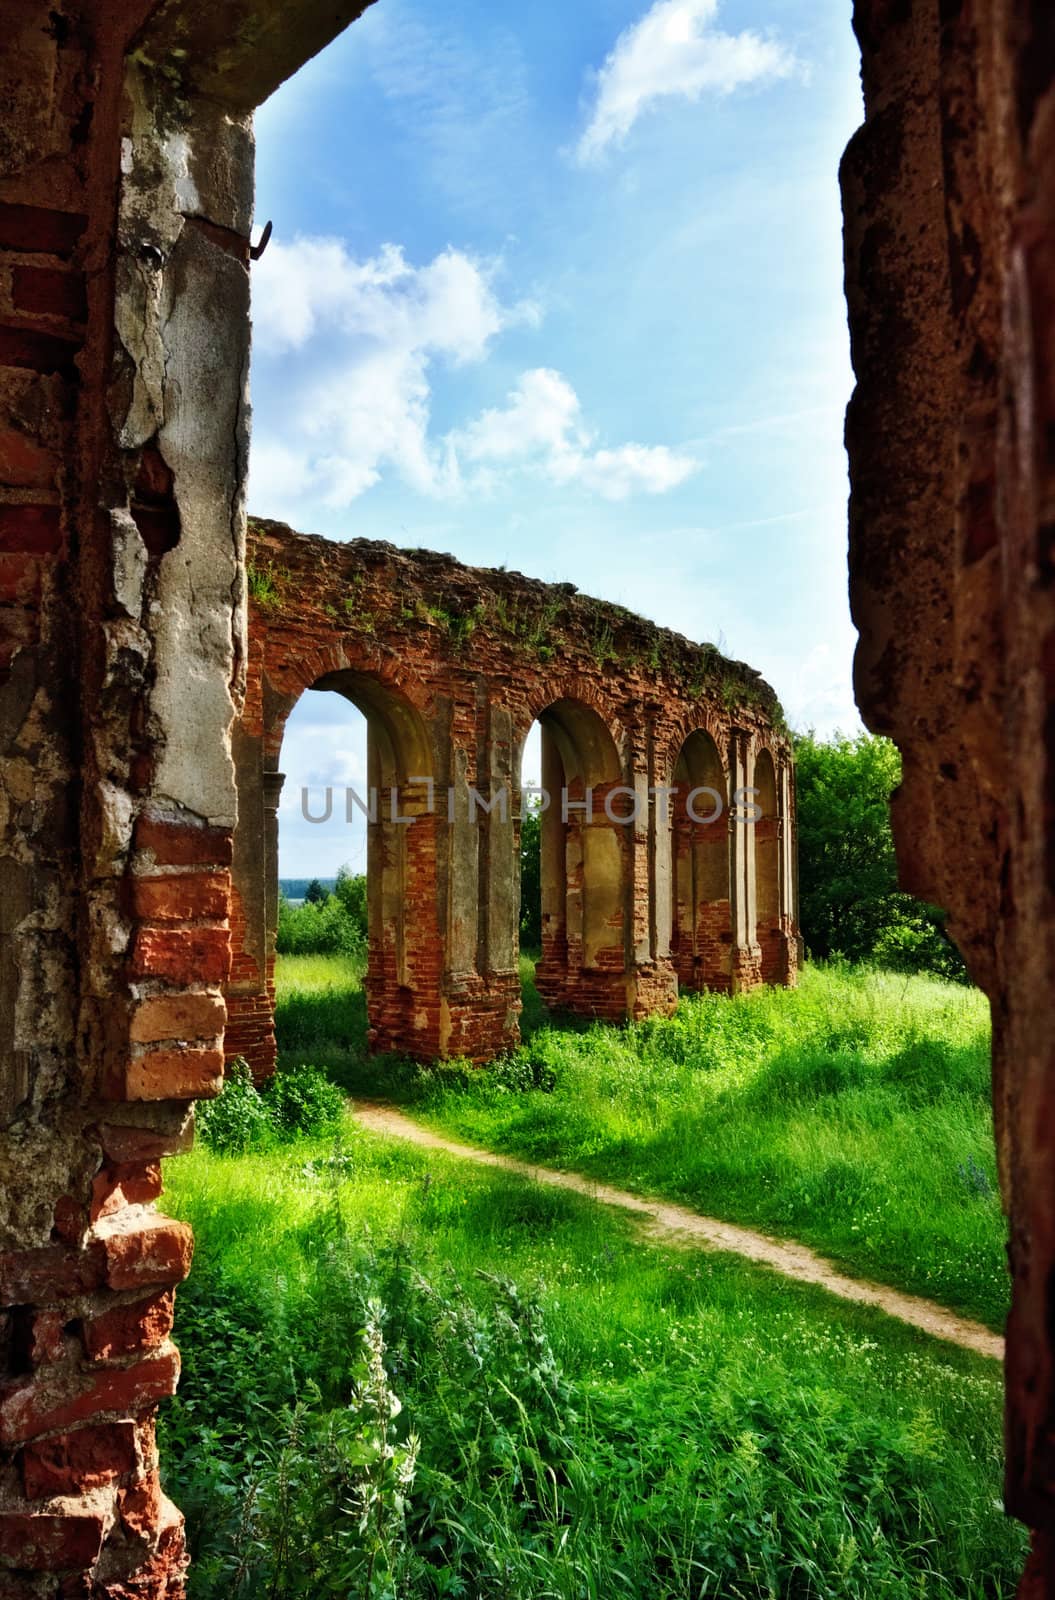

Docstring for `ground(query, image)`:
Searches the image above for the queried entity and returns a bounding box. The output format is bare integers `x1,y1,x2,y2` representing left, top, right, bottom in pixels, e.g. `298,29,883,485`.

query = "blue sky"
248,0,865,877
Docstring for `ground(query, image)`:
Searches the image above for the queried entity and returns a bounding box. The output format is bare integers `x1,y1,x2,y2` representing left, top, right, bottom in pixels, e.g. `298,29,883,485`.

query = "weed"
247,563,287,610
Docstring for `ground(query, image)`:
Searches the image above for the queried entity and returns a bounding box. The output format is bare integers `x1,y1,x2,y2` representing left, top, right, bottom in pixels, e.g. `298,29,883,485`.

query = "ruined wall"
842,1,1055,1587
0,4,365,1594
227,521,799,1075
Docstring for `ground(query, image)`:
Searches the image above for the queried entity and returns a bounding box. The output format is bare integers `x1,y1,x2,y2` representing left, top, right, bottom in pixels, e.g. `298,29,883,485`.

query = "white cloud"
578,0,802,163
455,368,698,500
250,243,696,510
251,236,528,507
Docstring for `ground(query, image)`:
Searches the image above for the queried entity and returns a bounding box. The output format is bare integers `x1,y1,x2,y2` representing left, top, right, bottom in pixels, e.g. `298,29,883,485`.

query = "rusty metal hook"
250,220,273,262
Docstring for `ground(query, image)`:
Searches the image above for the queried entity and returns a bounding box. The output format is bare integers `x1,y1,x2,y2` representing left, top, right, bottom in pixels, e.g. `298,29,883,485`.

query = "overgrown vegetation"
276,865,368,957
246,561,288,610
794,731,966,981
163,1111,1022,1598
518,802,542,950
278,956,1007,1331
195,1057,344,1154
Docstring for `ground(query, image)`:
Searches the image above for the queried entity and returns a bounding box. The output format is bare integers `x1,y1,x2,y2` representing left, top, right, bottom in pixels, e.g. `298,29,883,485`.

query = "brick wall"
229,522,800,1071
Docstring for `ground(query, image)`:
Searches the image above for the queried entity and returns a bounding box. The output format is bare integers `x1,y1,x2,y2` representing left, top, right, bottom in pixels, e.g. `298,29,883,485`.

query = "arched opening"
228,664,443,1071
531,699,630,1018
516,720,545,1031
310,668,436,1056
670,729,732,993
754,746,783,984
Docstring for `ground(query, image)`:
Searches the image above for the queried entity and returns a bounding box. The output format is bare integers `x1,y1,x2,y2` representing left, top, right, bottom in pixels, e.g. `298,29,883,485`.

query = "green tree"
333,864,368,939
304,878,328,905
793,730,965,981
519,803,542,951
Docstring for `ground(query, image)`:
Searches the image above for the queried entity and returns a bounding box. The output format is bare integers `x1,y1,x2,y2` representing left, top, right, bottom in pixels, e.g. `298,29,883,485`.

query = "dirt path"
351,1101,1004,1362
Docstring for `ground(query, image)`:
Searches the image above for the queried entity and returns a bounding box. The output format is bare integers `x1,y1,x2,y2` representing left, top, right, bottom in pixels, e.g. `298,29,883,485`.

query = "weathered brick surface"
117,1049,225,1105
91,1164,163,1224
842,0,1055,1582
128,928,230,987
84,1292,175,1364
131,874,230,924
0,1348,181,1448
0,1511,105,1571
133,815,233,870
22,1424,138,1499
96,1216,193,1294
128,995,225,1047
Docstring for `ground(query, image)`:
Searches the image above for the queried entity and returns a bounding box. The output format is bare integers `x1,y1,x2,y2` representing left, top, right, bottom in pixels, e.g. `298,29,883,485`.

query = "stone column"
729,731,762,990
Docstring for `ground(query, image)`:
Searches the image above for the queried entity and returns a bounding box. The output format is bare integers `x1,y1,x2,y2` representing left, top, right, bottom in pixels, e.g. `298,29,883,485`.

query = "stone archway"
226,521,795,1074
533,697,634,1019
669,727,732,993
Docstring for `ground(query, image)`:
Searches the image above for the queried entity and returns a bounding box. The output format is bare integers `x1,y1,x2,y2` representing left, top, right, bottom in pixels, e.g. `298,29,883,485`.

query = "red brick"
11,266,88,324
134,446,174,503
131,872,229,923
50,1196,84,1246
0,1347,180,1446
0,505,62,555
96,1214,193,1292
0,205,86,258
0,1512,104,1571
22,1422,138,1498
0,1244,105,1309
120,1048,224,1103
96,1122,193,1166
0,427,58,489
118,1469,162,1540
83,1291,174,1363
0,554,41,605
128,926,230,985
129,992,225,1045
0,327,79,380
90,1162,162,1223
133,814,232,867
27,1310,66,1366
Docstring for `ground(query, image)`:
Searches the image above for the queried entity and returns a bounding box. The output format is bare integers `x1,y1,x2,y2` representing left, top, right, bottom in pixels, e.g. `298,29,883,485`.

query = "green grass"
275,956,1008,1332
162,1118,1024,1597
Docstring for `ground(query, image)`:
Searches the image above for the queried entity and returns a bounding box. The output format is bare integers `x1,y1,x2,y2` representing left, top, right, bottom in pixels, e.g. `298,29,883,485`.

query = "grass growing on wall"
162,1118,1023,1598
275,957,1008,1332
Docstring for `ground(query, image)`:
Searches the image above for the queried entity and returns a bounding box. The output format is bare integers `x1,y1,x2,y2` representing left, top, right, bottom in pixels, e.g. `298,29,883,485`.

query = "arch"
227,663,445,1071
753,746,783,984
532,698,631,1017
670,728,733,992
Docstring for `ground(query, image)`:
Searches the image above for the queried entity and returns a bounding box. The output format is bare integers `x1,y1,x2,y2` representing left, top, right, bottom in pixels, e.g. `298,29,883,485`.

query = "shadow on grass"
275,950,574,1100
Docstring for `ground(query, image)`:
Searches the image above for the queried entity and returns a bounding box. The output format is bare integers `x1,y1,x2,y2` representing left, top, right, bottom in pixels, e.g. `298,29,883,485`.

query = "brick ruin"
225,520,798,1077
0,0,1053,1594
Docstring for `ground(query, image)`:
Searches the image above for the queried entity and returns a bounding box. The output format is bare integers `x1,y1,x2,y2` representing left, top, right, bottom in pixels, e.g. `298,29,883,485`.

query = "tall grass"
276,957,1007,1330
162,1121,1024,1597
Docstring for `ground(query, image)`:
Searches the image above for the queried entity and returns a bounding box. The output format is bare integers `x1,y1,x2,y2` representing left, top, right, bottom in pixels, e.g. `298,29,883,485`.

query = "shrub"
263,1063,344,1139
794,730,967,981
519,803,541,949
276,866,368,957
197,1059,343,1153
196,1058,274,1154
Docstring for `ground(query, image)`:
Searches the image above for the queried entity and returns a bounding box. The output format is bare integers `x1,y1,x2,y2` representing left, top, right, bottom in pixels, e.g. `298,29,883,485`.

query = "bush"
793,730,967,981
519,803,541,950
277,868,367,958
197,1059,343,1154
264,1063,344,1139
195,1059,274,1154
